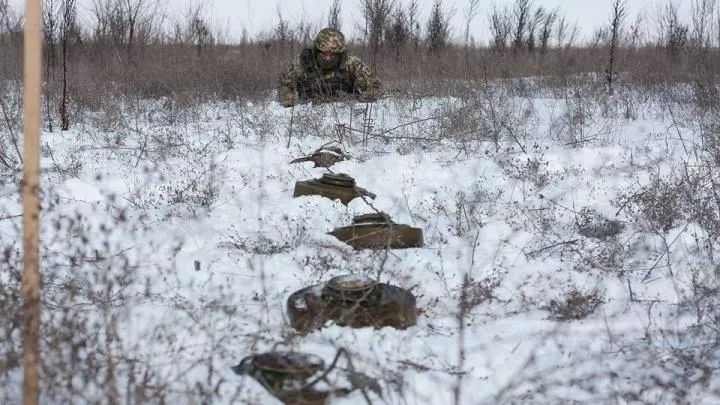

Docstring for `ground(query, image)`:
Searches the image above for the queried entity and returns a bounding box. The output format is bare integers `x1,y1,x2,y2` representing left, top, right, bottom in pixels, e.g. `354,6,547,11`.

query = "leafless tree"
272,7,292,43
591,25,610,47
60,0,76,130
657,0,688,57
358,0,395,68
327,0,342,31
511,0,532,52
489,3,512,52
172,2,213,56
526,6,545,52
539,7,558,53
691,0,715,49
463,0,481,70
43,0,60,131
123,0,163,49
407,0,420,49
556,14,579,49
607,0,626,95
385,4,410,61
626,11,647,49
426,0,451,52
90,0,163,49
0,0,22,42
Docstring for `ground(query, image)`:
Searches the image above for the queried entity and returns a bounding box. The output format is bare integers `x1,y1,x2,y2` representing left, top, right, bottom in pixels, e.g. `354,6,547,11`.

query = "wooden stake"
22,0,42,404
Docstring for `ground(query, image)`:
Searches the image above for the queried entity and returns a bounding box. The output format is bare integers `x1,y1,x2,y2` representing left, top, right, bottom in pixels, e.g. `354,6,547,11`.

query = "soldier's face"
316,50,341,71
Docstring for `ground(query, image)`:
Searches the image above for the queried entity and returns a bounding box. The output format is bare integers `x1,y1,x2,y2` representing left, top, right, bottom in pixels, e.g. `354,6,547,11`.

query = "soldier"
279,28,382,107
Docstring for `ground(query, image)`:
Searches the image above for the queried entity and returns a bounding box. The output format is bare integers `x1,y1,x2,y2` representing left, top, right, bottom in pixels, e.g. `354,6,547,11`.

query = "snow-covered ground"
1,84,719,404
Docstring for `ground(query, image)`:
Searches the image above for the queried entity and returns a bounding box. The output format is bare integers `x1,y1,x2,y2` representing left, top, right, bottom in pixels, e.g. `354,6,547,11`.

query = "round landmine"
287,275,417,332
231,351,330,404
293,173,376,205
322,274,379,302
231,351,325,391
231,351,357,405
328,213,424,249
231,352,362,405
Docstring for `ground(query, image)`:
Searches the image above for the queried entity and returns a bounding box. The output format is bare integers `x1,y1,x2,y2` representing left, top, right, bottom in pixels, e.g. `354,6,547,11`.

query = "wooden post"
22,0,42,404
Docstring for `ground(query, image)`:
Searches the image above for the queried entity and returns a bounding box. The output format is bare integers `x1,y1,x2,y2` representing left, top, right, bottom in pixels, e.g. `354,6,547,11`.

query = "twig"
525,239,579,258
0,95,22,165
641,223,689,282
375,116,442,137
285,104,295,149
564,136,599,146
0,149,12,168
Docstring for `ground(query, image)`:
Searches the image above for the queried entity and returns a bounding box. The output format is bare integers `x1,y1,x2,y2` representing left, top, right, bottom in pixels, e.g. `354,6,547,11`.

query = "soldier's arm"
278,57,303,106
345,56,382,101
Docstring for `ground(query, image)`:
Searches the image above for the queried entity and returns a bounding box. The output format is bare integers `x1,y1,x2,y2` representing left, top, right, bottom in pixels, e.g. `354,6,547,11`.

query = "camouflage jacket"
279,48,382,103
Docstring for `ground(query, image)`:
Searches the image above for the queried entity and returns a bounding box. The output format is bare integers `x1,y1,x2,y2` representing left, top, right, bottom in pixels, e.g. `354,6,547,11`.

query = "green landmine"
287,274,418,333
293,173,375,205
231,351,334,405
328,212,423,249
231,350,379,404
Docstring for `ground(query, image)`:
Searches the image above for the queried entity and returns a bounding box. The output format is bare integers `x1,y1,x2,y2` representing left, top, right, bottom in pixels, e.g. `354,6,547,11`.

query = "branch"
0,95,22,165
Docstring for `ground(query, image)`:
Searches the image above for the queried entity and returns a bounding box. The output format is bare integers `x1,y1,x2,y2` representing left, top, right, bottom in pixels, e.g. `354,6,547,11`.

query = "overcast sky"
9,0,695,44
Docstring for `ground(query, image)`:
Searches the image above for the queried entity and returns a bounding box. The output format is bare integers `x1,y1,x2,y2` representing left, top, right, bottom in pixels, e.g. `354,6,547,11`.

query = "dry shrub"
615,171,719,234
434,84,521,149
575,207,624,240
546,288,604,321
457,276,499,311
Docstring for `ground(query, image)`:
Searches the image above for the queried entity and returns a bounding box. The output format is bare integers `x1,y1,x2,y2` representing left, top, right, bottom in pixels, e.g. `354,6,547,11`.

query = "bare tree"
43,0,60,132
426,0,451,52
607,0,626,95
0,0,22,169
60,0,76,130
658,0,688,57
90,0,162,49
358,0,395,68
123,0,146,49
489,3,512,52
691,0,715,49
463,0,481,71
526,6,545,52
0,0,23,42
556,14,579,49
327,0,342,31
716,5,720,47
626,11,647,49
294,19,317,45
189,3,212,55
407,0,420,49
385,4,410,61
511,0,532,52
273,7,292,43
539,7,558,53
89,0,129,45
591,25,610,47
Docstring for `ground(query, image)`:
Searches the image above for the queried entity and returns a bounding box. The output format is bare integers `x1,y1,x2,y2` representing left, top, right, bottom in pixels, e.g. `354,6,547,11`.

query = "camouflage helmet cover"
315,28,346,53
